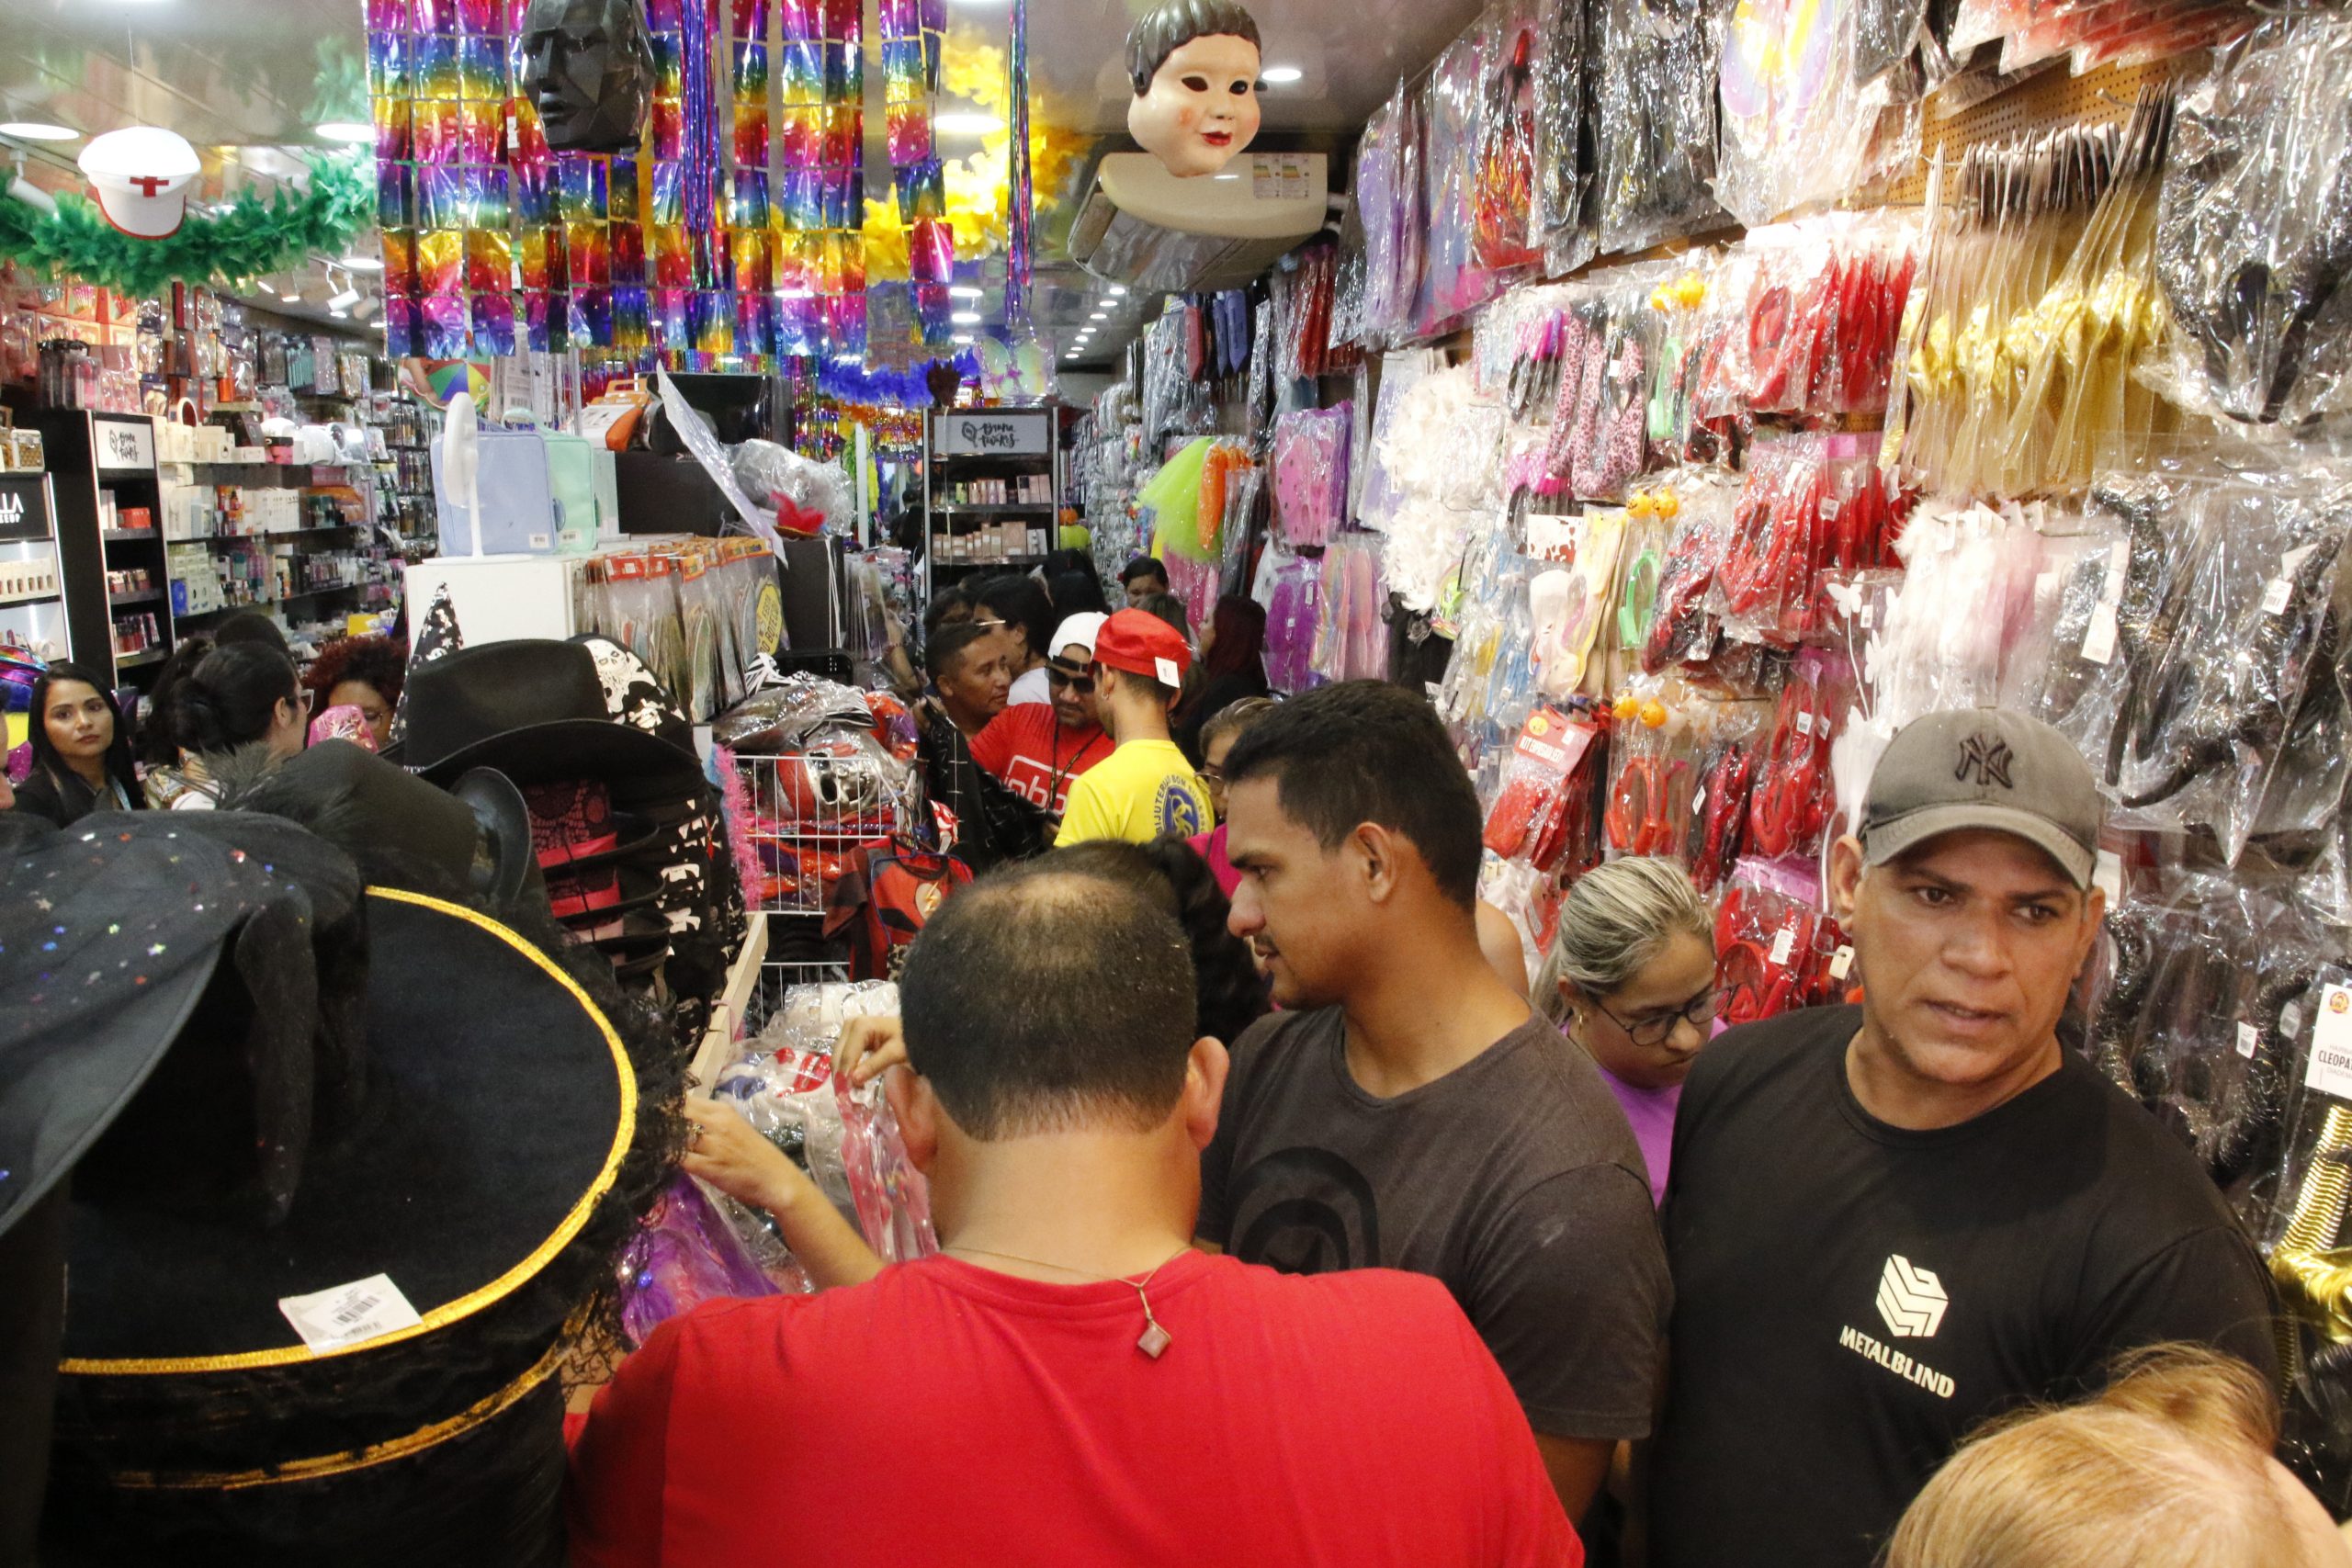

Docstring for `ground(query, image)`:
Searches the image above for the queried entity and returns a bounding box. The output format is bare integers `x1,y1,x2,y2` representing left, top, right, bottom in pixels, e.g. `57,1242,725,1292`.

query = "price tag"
278,1273,423,1355
2263,578,2295,616
1769,926,1796,966
1860,603,1875,629
2081,603,2120,666
1793,709,1816,739
2100,540,2130,604
1818,497,1842,521
1829,944,1855,981
1690,785,1706,816
2093,849,2124,905
2305,985,2352,1100
2236,1021,2261,1060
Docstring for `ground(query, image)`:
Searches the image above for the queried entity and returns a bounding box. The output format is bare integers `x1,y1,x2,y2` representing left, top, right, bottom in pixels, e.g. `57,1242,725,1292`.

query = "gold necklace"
943,1242,1192,1359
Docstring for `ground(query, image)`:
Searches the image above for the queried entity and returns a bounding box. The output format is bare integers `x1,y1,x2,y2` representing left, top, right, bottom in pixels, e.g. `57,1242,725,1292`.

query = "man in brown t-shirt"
1200,682,1669,1524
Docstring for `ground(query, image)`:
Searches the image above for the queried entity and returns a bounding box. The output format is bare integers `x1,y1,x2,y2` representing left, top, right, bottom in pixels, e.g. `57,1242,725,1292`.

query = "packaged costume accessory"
2155,17,2352,426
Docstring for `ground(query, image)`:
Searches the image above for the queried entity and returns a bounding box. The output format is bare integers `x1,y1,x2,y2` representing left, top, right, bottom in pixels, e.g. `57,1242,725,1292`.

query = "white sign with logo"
95,417,156,473
933,412,1050,457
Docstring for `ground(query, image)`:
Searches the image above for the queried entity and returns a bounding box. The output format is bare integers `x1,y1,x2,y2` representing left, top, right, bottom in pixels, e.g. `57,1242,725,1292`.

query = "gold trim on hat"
101,1338,569,1491
61,887,639,1377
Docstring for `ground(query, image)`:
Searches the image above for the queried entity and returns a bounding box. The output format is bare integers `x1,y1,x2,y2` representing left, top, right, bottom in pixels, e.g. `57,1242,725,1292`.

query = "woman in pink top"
1186,694,1280,897
1534,857,1721,1206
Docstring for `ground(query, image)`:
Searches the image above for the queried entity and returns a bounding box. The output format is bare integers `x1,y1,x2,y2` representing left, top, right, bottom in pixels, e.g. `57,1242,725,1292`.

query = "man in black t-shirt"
1645,709,2278,1568
1200,682,1669,1524
916,621,1045,871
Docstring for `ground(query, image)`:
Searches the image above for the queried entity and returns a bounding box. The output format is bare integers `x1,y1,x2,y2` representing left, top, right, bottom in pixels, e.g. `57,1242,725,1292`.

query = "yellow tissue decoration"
863,24,1090,282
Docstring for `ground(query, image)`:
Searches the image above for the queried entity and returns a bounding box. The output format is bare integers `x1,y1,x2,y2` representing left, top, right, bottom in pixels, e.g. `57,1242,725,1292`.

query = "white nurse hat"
77,128,203,241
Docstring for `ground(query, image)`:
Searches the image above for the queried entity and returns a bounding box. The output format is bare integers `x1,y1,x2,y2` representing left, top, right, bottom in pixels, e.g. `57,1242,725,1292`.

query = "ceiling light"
329,309,350,319
950,309,982,325
934,112,1005,135
1213,173,1241,181
313,121,375,145
254,279,277,296
1089,311,1109,321
1107,285,1128,297
339,254,383,272
0,123,77,142
948,285,982,299
1261,65,1304,85
952,333,974,344
327,287,361,311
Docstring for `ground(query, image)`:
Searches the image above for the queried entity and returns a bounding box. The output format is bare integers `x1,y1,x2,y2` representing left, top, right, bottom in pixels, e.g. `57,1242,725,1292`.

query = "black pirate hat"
13,814,673,1565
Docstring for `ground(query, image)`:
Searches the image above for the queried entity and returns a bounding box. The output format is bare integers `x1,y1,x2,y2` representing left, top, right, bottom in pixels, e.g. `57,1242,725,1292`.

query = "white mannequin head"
1125,0,1263,178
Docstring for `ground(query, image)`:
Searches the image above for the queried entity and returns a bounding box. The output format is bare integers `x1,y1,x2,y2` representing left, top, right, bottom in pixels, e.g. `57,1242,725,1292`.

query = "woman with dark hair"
976,574,1060,707
1172,595,1270,761
1045,569,1109,619
139,635,221,809
301,635,408,752
175,644,309,768
1057,836,1271,1047
830,834,1272,1090
12,661,143,826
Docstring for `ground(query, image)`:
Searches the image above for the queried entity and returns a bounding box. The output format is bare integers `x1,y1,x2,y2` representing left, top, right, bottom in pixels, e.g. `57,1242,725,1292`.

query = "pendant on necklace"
1137,1321,1171,1359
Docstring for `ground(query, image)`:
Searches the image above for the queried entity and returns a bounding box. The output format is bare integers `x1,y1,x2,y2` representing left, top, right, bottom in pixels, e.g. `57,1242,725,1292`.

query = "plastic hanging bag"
1534,0,1595,276
1589,0,1728,255
2154,17,2352,427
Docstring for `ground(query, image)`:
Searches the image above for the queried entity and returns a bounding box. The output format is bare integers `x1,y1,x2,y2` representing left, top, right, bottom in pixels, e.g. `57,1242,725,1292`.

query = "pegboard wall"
1883,55,2202,204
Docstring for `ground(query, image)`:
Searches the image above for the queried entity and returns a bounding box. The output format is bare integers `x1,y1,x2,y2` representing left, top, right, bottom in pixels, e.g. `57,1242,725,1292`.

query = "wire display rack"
729,747,918,918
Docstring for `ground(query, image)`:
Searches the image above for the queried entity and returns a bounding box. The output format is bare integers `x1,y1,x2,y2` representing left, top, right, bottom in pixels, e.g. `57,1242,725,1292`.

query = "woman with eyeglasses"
1535,856,1719,1206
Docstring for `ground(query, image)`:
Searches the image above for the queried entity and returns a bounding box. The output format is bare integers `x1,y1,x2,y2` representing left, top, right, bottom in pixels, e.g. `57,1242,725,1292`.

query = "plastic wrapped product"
1589,0,1727,256
1715,0,1894,231
1713,860,1848,1026
2155,16,2352,426
1473,0,1545,276
2104,470,2351,862
1271,405,1352,547
1534,0,1595,276
618,1173,789,1346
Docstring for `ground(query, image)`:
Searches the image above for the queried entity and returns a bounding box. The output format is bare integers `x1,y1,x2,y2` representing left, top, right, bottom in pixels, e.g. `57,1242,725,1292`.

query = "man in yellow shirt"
1056,609,1213,847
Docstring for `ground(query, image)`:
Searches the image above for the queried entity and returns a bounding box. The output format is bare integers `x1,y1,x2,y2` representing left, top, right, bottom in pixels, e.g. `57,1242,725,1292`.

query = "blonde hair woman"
1886,1345,2349,1567
1535,857,1717,1205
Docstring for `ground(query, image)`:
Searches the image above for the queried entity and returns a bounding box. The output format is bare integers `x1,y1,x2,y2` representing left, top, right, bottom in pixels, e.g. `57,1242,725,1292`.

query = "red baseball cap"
1091,608,1192,690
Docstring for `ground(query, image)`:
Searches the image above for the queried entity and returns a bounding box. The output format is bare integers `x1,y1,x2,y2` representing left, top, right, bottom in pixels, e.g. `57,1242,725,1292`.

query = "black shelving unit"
922,409,1061,598
41,410,171,685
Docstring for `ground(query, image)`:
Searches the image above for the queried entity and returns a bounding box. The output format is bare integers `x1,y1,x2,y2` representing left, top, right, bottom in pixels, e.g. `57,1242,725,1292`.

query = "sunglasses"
1047,667,1095,695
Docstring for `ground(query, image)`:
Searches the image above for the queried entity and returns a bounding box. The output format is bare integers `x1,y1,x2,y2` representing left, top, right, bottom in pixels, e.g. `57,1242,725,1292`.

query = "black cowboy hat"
403,640,705,795
19,816,670,1565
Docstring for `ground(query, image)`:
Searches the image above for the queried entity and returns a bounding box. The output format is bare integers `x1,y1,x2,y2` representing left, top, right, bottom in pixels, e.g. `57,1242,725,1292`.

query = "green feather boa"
0,155,373,299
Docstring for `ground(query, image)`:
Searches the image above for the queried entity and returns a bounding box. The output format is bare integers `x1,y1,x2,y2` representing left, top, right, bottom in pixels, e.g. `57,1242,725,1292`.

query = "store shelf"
0,589,60,608
933,556,1049,570
931,503,1057,515
101,529,162,544
108,589,165,607
113,648,165,670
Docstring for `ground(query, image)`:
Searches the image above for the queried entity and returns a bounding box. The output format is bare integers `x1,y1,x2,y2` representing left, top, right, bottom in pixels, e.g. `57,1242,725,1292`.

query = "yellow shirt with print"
1054,739,1213,847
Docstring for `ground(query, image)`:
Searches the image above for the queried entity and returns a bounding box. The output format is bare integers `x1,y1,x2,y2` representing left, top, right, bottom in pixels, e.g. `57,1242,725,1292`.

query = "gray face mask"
521,0,657,154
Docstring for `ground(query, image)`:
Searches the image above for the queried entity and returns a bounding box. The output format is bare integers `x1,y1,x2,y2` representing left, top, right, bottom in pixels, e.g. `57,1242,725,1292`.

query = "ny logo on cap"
1954,734,2014,789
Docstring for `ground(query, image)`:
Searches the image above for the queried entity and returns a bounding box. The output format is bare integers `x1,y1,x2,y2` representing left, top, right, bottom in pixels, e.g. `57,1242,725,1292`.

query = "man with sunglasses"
1645,709,2278,1568
969,614,1114,825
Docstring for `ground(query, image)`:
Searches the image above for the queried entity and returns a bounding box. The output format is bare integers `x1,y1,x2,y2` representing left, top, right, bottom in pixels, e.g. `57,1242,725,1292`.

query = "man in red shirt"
969,612,1114,820
568,866,1579,1568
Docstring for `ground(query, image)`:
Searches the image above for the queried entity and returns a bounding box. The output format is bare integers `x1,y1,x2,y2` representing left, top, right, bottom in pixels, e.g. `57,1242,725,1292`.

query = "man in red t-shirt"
568,867,1579,1568
968,612,1113,819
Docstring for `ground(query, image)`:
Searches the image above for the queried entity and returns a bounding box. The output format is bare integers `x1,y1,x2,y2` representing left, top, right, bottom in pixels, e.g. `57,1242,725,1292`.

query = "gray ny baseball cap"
1860,708,2104,889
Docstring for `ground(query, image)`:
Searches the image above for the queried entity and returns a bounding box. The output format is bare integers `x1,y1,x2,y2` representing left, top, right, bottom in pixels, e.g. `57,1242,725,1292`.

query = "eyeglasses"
1047,667,1094,695
1590,987,1721,1047
1198,764,1224,784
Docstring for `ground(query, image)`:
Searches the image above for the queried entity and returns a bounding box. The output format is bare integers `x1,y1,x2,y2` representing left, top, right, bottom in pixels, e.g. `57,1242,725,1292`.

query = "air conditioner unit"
1069,151,1331,294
